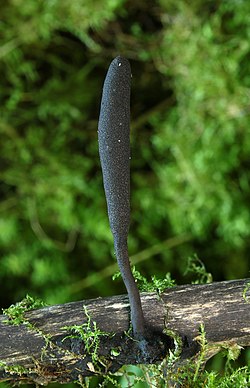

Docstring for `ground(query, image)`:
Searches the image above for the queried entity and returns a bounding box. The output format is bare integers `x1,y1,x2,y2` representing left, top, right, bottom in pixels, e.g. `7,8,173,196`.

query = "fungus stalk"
98,56,145,340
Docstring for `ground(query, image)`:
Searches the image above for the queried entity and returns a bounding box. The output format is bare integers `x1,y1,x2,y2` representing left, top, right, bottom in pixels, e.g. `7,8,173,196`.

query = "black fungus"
98,56,145,339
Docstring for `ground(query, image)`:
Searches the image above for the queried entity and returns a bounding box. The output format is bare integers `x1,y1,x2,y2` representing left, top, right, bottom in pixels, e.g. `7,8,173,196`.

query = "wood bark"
0,278,249,385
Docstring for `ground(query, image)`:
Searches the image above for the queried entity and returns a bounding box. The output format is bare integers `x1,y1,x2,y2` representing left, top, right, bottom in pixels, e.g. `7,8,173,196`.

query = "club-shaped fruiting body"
98,56,130,239
98,56,145,339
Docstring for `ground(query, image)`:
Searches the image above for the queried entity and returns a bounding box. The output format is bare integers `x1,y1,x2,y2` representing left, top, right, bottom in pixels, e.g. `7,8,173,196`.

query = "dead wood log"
0,278,249,385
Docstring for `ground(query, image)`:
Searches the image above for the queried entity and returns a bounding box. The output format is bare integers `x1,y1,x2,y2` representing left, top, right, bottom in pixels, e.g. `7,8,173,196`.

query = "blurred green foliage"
0,0,250,386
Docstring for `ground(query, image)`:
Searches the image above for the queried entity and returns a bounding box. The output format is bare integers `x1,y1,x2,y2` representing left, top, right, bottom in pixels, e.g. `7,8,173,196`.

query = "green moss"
113,267,176,294
63,306,112,369
0,361,29,377
184,254,213,284
2,294,46,325
243,282,250,303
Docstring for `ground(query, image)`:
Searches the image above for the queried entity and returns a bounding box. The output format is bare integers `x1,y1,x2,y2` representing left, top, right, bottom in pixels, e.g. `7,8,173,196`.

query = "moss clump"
2,294,46,325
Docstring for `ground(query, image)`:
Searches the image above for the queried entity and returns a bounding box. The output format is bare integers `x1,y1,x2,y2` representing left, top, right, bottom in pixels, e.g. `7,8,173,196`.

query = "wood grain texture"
0,279,249,384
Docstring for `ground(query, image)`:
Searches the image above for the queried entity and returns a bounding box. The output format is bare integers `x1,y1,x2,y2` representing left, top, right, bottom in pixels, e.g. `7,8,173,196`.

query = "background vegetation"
0,0,249,386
